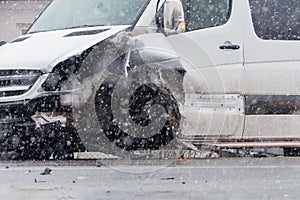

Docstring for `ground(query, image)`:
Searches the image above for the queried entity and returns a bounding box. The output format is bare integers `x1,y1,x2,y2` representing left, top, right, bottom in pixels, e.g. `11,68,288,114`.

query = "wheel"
68,40,185,153
94,74,181,151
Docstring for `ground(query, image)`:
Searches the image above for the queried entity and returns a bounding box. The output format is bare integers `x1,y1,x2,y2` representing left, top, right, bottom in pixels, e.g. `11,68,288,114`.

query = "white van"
0,0,299,158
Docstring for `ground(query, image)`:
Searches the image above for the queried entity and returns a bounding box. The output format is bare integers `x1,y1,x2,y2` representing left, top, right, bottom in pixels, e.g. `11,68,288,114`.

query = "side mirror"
156,0,185,35
0,41,6,46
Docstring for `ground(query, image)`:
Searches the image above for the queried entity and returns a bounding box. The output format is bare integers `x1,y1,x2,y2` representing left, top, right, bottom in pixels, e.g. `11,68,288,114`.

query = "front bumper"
0,96,72,153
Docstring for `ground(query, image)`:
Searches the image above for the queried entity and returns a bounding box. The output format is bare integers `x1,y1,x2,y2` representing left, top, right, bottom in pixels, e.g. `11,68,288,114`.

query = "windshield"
27,0,149,33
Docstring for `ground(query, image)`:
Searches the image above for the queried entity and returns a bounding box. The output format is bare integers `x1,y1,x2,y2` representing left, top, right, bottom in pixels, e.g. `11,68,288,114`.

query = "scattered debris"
160,177,175,180
34,178,46,183
210,152,219,158
96,160,104,167
40,168,52,175
219,147,284,157
176,154,188,161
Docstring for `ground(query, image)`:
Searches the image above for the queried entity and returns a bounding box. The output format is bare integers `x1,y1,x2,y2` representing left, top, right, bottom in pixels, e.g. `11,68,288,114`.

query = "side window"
249,0,300,40
182,0,232,32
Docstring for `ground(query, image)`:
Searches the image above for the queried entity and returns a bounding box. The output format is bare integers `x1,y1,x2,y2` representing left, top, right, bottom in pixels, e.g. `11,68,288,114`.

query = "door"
167,0,244,141
243,0,300,139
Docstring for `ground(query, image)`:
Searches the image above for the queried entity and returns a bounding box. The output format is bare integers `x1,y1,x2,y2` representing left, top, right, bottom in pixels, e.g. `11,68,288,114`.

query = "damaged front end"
0,58,90,159
0,30,186,159
0,91,84,159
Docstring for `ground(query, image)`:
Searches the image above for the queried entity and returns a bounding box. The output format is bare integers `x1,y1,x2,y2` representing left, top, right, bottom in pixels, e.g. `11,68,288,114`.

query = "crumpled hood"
0,25,130,72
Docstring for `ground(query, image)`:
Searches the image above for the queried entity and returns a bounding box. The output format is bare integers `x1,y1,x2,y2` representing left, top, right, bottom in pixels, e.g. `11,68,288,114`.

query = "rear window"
249,0,300,40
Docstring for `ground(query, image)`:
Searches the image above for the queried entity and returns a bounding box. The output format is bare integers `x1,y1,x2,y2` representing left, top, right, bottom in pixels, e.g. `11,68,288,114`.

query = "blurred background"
0,0,50,42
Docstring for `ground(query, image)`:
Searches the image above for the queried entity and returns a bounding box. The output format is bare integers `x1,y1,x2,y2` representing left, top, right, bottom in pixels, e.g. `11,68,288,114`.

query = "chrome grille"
0,70,42,97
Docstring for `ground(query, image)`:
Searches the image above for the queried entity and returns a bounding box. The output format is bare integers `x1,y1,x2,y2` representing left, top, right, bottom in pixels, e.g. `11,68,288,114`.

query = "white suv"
0,0,299,158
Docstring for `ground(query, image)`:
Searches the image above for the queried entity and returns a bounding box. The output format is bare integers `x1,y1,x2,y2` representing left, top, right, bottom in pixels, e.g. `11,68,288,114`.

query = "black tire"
95,75,181,151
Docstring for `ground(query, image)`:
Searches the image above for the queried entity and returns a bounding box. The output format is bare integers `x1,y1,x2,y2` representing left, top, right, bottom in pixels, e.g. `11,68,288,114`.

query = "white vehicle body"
0,0,299,157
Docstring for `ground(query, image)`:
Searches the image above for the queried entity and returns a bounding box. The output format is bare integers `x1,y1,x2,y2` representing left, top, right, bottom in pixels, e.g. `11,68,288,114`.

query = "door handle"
219,44,240,50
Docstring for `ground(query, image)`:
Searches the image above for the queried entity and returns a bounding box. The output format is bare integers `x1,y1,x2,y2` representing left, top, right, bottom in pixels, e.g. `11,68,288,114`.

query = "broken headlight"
41,57,93,108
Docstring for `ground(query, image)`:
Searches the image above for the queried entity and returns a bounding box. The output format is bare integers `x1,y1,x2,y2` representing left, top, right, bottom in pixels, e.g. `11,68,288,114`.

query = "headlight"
41,72,61,91
41,59,92,108
41,56,80,92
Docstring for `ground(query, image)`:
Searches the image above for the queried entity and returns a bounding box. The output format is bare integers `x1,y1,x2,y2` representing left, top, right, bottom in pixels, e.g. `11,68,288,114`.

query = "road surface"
0,158,300,200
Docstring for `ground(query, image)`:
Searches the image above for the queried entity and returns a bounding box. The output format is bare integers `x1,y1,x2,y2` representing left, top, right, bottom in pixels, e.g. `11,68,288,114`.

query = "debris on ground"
160,177,175,180
176,154,188,161
34,178,46,183
40,168,52,175
219,147,284,157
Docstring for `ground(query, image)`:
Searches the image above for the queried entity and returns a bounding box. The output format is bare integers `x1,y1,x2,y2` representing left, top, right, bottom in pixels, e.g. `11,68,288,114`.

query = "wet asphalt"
0,157,300,200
